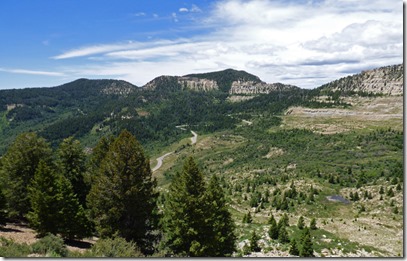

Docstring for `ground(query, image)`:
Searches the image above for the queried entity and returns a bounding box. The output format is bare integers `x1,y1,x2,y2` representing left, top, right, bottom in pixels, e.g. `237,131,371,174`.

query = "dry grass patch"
282,96,403,134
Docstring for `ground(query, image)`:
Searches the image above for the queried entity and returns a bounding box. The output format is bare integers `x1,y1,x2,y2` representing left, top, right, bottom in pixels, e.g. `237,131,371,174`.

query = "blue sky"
0,0,402,89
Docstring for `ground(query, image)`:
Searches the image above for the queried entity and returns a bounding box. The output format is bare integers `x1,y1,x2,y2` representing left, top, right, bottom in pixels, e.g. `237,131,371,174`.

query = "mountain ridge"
317,64,403,96
1,64,402,96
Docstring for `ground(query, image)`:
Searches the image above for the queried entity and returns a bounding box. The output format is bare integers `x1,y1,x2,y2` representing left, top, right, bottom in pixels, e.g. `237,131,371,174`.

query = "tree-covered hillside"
0,65,403,257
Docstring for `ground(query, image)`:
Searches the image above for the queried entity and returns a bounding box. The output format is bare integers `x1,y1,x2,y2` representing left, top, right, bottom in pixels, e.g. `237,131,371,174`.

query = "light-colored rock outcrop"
229,80,298,94
322,64,403,96
178,77,218,91
143,76,218,92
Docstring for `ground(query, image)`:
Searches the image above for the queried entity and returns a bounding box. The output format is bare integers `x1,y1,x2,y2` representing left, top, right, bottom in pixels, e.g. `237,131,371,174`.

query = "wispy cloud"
134,12,146,17
52,42,145,59
0,68,65,76
179,4,202,13
171,12,178,22
49,0,402,88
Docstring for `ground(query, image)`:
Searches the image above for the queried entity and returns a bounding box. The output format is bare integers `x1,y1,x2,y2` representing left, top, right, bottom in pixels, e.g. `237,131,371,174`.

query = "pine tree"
268,213,279,240
353,192,360,201
277,213,289,230
267,213,276,225
297,216,305,230
57,137,88,206
299,227,314,257
246,211,253,224
396,183,402,191
289,238,299,256
310,218,317,230
161,156,207,256
87,130,158,254
27,160,92,239
202,175,236,256
87,135,114,184
0,133,52,218
56,175,92,239
278,225,289,243
280,196,289,210
387,188,394,197
249,230,261,252
27,160,61,236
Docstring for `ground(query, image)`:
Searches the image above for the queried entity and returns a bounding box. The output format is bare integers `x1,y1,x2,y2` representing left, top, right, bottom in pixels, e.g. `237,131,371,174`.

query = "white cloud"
52,42,146,59
172,12,178,22
134,12,146,17
190,4,202,13
50,0,402,88
0,68,65,76
179,7,188,12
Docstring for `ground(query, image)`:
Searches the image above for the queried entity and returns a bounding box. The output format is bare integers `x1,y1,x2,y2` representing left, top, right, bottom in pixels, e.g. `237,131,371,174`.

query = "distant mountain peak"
58,78,138,97
184,68,262,92
142,68,300,94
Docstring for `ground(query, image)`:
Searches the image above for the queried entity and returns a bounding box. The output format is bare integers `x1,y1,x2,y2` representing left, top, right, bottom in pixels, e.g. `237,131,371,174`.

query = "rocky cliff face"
143,76,218,92
178,77,219,91
229,81,299,94
320,64,403,95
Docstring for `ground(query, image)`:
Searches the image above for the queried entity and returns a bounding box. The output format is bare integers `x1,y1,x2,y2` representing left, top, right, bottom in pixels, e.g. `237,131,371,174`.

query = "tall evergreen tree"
86,136,114,184
268,214,279,240
87,130,158,254
299,227,314,257
202,175,236,256
297,216,305,230
27,160,92,239
57,137,88,206
277,213,289,230
310,218,317,230
267,213,276,225
289,238,299,256
249,230,261,252
278,225,289,243
161,156,207,256
57,175,92,239
244,211,253,224
27,160,61,236
0,133,51,218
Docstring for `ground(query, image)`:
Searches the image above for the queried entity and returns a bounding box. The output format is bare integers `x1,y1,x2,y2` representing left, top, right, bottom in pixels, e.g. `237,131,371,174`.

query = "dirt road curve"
190,130,198,144
152,152,173,172
152,130,198,172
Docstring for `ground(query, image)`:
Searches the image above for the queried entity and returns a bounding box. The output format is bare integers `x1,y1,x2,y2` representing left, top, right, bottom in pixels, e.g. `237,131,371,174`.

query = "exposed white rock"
229,80,298,94
178,77,218,91
324,64,403,96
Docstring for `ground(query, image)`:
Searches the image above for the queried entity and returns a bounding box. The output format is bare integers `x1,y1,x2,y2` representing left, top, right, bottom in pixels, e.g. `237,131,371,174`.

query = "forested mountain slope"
0,64,403,257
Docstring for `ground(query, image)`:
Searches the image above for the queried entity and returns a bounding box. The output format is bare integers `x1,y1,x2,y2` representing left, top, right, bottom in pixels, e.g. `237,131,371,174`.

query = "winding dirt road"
152,152,173,172
190,130,198,144
152,130,197,172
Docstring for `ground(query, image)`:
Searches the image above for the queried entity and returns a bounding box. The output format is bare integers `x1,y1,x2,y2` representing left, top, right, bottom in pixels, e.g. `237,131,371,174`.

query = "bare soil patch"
0,222,96,253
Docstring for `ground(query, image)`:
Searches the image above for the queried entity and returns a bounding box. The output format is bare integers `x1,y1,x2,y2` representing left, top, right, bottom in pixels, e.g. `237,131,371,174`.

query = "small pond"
326,195,351,204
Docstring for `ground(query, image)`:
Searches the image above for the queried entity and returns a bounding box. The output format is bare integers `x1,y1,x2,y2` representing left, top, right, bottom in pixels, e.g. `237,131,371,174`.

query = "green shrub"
31,233,67,257
88,237,143,257
0,237,31,257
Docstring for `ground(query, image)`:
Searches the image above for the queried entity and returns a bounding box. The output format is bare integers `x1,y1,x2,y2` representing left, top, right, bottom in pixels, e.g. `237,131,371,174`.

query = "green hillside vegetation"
0,65,403,257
